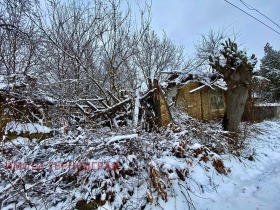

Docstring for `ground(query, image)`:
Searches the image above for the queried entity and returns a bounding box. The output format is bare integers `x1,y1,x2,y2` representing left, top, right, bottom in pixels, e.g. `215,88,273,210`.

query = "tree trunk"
242,82,255,121
223,83,249,132
208,38,257,132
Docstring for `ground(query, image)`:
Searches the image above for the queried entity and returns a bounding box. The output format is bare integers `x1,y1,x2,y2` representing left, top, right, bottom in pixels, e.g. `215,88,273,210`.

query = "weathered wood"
71,88,163,129
91,98,132,119
100,100,110,109
152,79,172,127
86,101,98,111
107,90,121,103
76,103,91,115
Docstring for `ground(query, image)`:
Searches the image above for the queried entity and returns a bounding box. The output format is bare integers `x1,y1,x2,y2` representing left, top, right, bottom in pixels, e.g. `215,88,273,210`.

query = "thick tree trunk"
242,82,254,121
223,84,249,132
208,38,257,132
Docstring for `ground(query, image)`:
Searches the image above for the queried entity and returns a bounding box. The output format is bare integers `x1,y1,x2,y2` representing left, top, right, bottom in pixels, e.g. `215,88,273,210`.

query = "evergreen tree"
259,43,280,102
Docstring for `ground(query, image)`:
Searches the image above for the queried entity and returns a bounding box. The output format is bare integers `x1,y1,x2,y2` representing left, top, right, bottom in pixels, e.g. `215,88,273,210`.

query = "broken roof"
161,71,227,92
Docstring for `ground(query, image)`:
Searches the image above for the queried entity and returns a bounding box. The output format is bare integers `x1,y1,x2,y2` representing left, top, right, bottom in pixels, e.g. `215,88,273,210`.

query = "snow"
219,59,227,67
151,120,280,210
163,71,227,93
189,142,202,149
248,58,258,65
189,85,206,93
0,83,6,89
1,116,280,210
203,120,280,209
0,75,7,89
213,78,227,90
235,58,242,66
157,156,188,171
106,134,138,144
10,137,31,146
253,75,270,82
187,78,227,93
5,121,52,134
255,102,280,107
133,88,140,127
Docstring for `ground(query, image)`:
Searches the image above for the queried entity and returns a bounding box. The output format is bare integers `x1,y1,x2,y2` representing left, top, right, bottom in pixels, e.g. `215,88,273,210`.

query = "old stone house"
163,72,280,122
162,73,227,120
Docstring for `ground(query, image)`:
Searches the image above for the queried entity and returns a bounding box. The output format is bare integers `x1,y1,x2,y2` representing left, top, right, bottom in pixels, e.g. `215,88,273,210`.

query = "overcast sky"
133,0,279,68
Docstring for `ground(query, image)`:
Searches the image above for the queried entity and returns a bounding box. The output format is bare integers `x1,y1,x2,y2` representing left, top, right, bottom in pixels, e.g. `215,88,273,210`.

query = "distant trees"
258,43,280,102
209,39,257,132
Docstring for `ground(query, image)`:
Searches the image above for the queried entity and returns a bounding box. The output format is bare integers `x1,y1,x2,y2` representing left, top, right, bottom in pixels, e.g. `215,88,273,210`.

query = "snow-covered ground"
1,119,279,210
148,120,280,210
194,120,280,210
5,121,52,135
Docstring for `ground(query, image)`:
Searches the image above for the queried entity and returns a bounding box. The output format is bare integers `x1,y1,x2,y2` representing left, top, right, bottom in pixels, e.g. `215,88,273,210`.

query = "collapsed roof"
160,71,227,93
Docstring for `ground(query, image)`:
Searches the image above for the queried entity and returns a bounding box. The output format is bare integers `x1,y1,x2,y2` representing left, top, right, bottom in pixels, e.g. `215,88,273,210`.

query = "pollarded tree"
209,38,257,132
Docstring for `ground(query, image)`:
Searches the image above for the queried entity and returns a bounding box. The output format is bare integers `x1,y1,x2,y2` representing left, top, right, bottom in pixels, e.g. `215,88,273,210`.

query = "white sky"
132,0,280,68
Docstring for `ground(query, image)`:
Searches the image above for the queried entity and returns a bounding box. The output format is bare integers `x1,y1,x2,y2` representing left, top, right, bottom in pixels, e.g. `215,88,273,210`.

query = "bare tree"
96,0,161,95
134,28,185,87
1,0,186,129
35,0,152,100
0,0,38,85
97,0,135,94
36,0,108,101
195,29,239,72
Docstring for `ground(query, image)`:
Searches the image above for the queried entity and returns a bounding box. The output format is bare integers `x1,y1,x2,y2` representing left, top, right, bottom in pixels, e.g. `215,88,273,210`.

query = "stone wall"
253,105,280,122
176,82,202,119
200,88,225,120
175,83,225,120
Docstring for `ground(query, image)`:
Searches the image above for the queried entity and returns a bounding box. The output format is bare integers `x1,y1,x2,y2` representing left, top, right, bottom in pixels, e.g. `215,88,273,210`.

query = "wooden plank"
86,101,98,111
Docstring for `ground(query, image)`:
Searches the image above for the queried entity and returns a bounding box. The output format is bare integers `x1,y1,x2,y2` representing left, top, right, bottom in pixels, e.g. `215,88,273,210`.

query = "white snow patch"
255,102,280,107
189,85,206,93
214,78,227,90
154,120,280,210
189,143,202,149
5,121,52,134
219,59,227,67
106,134,138,144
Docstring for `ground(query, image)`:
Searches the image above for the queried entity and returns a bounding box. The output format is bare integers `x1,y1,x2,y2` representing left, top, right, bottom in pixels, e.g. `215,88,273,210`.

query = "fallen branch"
106,134,138,145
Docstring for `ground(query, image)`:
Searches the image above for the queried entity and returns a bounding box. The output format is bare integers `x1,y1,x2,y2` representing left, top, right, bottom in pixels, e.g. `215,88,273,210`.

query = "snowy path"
221,163,280,210
144,120,280,210
195,120,280,210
